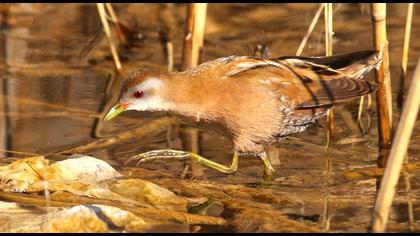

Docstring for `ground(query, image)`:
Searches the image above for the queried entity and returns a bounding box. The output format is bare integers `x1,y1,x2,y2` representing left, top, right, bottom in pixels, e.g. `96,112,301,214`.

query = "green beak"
103,103,128,121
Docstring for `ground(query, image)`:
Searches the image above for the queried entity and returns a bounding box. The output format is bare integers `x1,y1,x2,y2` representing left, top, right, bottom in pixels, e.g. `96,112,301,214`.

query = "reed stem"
324,3,334,148
104,3,128,45
97,3,122,71
371,3,393,149
371,58,420,233
166,42,174,73
296,3,325,56
397,3,414,113
181,3,207,70
322,4,334,230
57,116,178,155
324,3,333,56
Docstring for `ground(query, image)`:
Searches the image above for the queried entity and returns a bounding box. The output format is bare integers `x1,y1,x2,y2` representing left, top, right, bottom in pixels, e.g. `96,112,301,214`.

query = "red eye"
133,90,144,98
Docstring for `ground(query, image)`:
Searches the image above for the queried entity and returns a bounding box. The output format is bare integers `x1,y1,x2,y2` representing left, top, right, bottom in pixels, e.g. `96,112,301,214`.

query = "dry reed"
371,3,393,149
57,116,179,155
181,3,207,70
167,42,174,73
371,58,420,232
321,3,334,230
397,3,414,113
0,191,226,226
97,3,122,71
296,3,325,56
104,3,128,45
324,3,334,148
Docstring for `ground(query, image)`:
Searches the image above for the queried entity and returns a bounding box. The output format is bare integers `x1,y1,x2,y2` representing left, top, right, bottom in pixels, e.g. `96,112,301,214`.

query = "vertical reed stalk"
97,3,122,71
167,42,174,73
296,3,325,56
181,3,208,176
104,3,128,45
181,3,207,70
165,41,175,148
371,3,393,149
0,12,12,153
397,3,414,113
0,26,7,155
321,3,334,230
324,3,333,59
371,58,420,232
324,3,334,148
0,75,6,158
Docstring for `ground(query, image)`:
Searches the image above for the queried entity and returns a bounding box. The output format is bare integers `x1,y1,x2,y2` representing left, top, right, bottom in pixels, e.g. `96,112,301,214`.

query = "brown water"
0,3,420,232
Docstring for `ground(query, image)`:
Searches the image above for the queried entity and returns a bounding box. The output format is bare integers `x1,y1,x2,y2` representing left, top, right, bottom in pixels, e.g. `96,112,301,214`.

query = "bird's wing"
218,52,379,108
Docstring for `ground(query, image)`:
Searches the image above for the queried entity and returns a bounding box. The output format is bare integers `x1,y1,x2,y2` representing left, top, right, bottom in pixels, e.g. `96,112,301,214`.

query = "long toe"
123,149,191,166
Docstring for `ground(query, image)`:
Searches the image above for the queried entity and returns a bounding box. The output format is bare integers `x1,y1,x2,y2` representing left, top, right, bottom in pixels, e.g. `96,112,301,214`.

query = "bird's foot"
258,151,275,179
124,149,191,166
125,149,239,175
263,172,274,183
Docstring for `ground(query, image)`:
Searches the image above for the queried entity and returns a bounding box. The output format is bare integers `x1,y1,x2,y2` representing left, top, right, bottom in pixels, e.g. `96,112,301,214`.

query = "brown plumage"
114,50,380,155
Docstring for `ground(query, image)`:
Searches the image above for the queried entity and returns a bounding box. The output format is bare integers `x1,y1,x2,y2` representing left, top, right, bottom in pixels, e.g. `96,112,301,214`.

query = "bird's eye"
133,90,144,98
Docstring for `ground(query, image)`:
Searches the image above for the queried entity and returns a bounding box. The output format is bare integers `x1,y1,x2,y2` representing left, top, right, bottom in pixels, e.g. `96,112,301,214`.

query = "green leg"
258,151,275,180
125,149,239,174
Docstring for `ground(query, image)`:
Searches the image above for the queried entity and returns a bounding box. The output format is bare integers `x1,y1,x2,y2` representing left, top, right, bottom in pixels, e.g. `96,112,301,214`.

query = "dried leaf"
0,202,151,233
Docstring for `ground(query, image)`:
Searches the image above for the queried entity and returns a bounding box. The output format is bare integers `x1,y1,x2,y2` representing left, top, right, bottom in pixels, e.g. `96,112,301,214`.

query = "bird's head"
104,69,170,121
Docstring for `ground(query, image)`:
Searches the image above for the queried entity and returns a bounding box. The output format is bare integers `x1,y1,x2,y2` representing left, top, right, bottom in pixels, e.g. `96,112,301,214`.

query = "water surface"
0,3,419,232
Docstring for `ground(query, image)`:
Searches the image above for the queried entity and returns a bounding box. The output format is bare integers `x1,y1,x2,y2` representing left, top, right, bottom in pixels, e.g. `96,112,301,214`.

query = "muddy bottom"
0,3,419,232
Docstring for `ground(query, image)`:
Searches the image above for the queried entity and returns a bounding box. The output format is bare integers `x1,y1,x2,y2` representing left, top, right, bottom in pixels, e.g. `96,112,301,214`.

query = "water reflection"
0,3,419,232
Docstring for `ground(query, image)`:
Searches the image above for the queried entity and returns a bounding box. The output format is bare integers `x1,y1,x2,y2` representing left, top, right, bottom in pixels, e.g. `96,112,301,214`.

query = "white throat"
126,77,174,112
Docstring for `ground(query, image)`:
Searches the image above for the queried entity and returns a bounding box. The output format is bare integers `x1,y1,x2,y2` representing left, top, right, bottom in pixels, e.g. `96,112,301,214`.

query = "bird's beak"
103,102,129,121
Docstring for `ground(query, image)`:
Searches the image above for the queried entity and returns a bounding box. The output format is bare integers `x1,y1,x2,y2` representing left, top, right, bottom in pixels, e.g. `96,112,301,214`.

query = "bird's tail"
277,50,381,79
335,50,382,79
282,50,381,109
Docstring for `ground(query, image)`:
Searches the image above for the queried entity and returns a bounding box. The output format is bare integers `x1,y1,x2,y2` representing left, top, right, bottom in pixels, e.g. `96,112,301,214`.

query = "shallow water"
0,3,419,232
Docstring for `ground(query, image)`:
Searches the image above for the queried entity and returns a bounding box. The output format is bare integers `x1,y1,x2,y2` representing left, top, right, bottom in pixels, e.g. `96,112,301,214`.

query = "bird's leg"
125,149,239,174
258,151,275,180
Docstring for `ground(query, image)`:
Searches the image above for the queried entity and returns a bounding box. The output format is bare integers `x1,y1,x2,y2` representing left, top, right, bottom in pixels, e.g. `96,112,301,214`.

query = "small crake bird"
104,50,380,178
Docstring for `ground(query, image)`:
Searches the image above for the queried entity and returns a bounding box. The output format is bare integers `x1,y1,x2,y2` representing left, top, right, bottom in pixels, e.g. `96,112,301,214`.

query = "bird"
104,50,380,178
